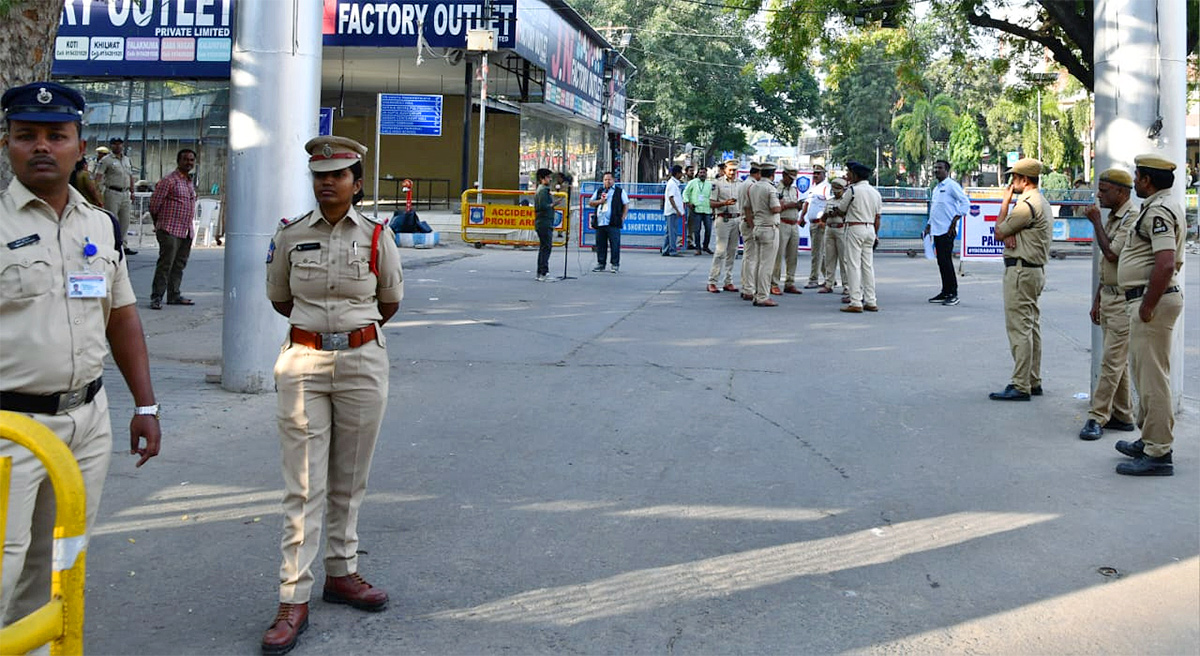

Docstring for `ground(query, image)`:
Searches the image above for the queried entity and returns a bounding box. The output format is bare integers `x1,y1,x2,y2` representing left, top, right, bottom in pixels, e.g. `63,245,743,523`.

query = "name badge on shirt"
68,272,107,298
6,234,40,250
295,242,321,251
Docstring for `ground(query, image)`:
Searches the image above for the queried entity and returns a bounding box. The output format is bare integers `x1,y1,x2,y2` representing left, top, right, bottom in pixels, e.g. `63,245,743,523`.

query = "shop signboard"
322,0,516,48
54,0,233,78
514,0,608,123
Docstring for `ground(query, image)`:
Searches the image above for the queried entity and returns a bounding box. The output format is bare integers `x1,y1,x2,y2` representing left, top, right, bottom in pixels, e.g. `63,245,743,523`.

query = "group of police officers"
705,158,883,312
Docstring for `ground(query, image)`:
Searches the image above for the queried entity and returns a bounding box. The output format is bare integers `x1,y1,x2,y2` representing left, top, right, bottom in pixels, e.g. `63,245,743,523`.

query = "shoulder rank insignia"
278,212,309,229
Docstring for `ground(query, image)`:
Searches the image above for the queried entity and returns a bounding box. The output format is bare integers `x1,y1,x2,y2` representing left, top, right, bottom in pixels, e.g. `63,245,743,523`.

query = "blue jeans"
662,212,681,254
595,225,621,267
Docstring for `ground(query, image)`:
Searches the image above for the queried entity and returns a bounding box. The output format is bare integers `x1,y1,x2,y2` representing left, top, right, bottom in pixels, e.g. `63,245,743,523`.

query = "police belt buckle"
320,332,351,350
57,387,89,413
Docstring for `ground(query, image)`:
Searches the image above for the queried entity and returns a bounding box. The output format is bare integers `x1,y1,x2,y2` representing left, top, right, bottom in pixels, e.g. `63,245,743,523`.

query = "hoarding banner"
960,201,1005,260
54,0,233,79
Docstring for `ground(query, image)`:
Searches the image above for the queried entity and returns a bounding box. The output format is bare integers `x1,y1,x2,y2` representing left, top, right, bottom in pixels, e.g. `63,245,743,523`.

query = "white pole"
1036,87,1042,162
476,53,488,195
1093,0,1186,410
223,0,322,393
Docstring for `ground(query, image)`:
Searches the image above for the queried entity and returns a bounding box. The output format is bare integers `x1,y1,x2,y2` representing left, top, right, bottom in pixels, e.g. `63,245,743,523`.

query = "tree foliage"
947,114,984,179
891,92,958,181
1,0,62,189
573,0,818,165
748,0,1200,93
818,31,907,171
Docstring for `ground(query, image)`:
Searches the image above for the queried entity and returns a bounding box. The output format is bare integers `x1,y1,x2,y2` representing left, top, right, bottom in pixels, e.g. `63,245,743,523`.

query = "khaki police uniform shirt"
0,179,136,394
711,177,740,218
833,180,882,225
94,154,133,191
779,184,801,221
1117,189,1185,290
748,179,781,227
266,208,404,334
1099,199,1134,286
998,187,1052,265
738,178,755,221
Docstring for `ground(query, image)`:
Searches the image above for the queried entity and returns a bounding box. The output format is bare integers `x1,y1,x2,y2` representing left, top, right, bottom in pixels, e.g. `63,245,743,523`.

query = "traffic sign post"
374,94,445,217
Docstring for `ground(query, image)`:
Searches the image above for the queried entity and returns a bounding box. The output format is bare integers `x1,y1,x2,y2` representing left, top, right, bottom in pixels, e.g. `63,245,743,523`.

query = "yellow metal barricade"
460,189,570,248
0,411,87,656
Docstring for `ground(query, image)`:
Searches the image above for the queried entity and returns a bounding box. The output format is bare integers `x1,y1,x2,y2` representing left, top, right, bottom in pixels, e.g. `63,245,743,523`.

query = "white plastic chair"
193,198,221,247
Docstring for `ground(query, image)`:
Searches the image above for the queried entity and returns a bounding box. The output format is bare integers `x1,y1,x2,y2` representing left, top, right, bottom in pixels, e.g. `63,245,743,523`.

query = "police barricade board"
461,189,569,248
579,182,668,250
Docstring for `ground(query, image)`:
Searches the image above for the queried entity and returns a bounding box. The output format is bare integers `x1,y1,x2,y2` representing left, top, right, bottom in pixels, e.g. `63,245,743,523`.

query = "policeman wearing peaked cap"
1078,168,1136,442
262,135,403,654
1,81,161,625
1112,154,1185,476
989,157,1053,401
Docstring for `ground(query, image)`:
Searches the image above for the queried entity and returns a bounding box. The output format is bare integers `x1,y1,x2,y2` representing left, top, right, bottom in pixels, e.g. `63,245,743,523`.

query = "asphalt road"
83,240,1198,655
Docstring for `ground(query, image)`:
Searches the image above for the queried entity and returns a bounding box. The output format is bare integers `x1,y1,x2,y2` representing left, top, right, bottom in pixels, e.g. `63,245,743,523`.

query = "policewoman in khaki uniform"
817,177,848,296
1079,168,1136,440
1113,154,1186,476
262,136,403,654
707,158,742,293
1,82,161,626
989,158,1053,401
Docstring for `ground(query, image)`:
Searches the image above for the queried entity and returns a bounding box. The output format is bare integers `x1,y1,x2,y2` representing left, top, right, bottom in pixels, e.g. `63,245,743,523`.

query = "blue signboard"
378,94,442,136
319,107,335,136
323,0,516,48
581,208,666,236
54,0,233,79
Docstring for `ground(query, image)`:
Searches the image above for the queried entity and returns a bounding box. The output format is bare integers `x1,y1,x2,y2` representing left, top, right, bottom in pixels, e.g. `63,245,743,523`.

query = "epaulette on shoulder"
278,212,310,229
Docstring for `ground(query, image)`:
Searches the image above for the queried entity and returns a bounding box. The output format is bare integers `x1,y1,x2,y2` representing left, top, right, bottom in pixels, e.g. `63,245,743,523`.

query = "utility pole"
1093,0,1186,411
222,0,323,393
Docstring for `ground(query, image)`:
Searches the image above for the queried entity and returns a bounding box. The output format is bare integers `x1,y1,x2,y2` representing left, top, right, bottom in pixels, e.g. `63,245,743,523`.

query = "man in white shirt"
801,165,831,288
924,159,971,306
662,165,686,256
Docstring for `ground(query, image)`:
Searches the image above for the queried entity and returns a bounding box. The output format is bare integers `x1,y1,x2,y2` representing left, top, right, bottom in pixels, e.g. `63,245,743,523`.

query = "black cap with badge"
1,81,85,123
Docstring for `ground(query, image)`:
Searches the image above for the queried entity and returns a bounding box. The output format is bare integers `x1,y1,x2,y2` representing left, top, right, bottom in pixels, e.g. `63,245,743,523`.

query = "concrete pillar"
222,0,324,392
1093,0,1187,411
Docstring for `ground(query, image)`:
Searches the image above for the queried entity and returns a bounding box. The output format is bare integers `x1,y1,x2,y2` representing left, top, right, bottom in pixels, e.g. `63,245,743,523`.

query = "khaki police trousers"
1089,288,1133,424
843,224,877,308
1128,291,1183,457
103,188,133,245
823,225,847,291
708,217,741,286
749,225,779,303
1,390,113,626
772,222,800,288
274,335,389,603
740,220,759,297
808,223,826,284
1003,264,1045,393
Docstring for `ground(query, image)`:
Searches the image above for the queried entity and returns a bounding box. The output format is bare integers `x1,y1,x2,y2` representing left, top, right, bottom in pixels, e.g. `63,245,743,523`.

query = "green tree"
891,92,958,182
947,114,985,179
818,32,905,171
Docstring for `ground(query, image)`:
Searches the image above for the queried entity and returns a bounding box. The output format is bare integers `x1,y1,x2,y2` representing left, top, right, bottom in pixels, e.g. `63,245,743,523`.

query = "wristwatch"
134,404,160,419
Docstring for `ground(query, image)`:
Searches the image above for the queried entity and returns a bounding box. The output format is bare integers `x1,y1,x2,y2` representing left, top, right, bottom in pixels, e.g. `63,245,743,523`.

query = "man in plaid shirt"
148,149,197,309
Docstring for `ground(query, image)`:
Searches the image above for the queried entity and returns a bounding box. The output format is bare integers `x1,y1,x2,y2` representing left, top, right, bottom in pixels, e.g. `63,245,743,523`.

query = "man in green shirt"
534,168,556,281
683,166,714,255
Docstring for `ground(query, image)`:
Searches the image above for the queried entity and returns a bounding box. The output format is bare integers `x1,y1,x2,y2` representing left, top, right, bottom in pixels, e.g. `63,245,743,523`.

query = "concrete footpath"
84,238,1197,654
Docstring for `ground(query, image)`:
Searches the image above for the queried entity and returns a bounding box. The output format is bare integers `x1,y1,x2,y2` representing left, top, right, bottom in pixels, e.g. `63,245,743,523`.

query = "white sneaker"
610,266,619,273
536,274,547,282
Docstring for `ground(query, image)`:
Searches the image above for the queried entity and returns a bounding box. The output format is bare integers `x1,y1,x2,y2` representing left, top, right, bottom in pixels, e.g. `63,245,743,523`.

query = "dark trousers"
152,228,192,301
692,212,713,250
536,226,553,276
934,232,957,295
595,225,621,267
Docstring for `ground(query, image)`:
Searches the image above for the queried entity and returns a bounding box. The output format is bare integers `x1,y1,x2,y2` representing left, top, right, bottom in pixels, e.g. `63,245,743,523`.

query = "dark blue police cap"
2,82,85,123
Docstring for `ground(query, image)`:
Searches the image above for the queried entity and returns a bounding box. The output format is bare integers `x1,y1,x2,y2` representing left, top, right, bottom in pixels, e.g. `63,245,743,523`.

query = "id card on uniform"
68,272,107,298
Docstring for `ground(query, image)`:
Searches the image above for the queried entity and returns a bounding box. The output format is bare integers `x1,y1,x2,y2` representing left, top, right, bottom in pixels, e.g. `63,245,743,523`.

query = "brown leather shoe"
770,286,783,295
816,285,834,294
840,305,863,313
323,573,388,611
864,305,879,312
753,299,779,307
262,603,308,655
784,285,803,294
722,284,739,292
841,296,851,304
707,283,720,293
740,293,753,301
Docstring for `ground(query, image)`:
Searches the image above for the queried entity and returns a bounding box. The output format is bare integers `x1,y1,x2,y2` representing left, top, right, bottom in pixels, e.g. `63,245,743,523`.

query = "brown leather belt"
847,222,873,226
826,223,845,228
290,324,377,350
781,218,799,225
